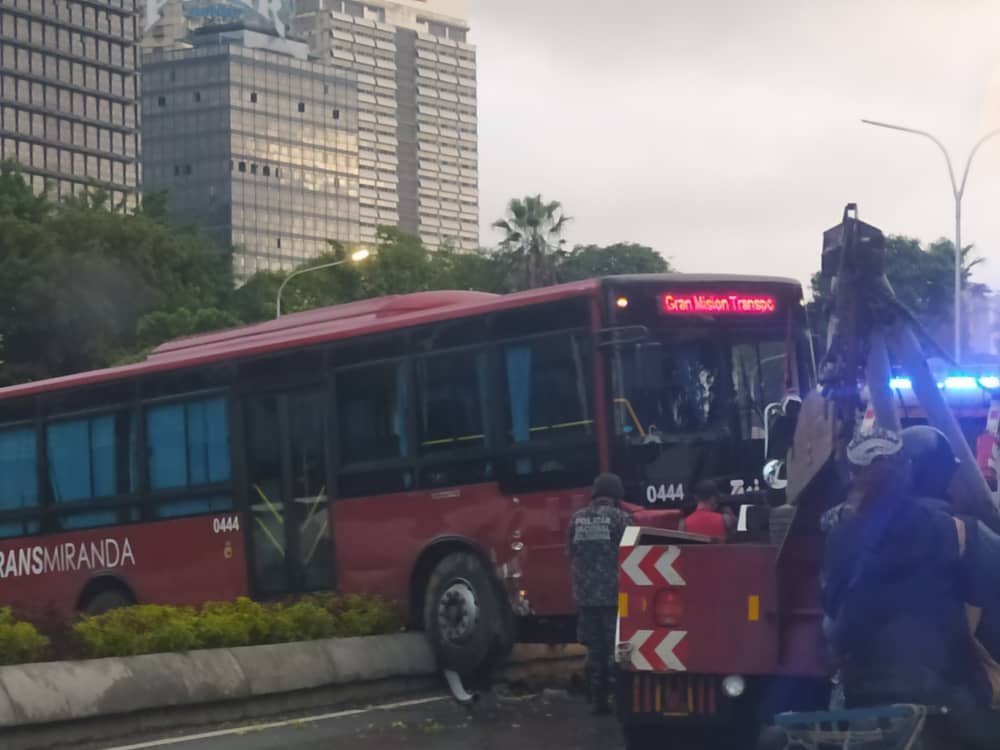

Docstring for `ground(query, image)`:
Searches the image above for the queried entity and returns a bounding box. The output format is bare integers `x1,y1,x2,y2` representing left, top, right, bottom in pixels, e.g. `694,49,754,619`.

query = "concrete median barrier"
0,634,582,736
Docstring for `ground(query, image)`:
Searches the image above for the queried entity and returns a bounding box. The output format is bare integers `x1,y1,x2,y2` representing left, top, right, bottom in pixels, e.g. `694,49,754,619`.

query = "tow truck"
613,204,1000,749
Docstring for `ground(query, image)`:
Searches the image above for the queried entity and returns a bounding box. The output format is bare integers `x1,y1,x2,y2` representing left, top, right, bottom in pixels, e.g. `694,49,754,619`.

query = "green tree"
557,242,671,282
229,270,286,324
492,195,570,290
360,227,438,298
234,230,424,321
429,244,510,294
0,160,233,383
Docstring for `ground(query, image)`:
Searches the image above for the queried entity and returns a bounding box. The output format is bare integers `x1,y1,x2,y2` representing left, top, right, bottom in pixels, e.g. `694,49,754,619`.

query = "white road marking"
99,695,449,750
654,546,685,586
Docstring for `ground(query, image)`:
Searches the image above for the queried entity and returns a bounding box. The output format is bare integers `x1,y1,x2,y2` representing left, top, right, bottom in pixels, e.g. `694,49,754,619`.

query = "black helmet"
901,425,959,499
591,473,625,501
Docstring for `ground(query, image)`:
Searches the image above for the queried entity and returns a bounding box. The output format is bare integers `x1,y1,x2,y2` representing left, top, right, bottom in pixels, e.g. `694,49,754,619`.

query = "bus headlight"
722,675,746,698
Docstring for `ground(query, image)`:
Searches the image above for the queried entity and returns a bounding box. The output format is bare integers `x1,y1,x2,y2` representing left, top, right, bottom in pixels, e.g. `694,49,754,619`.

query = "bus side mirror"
764,394,802,460
763,458,787,490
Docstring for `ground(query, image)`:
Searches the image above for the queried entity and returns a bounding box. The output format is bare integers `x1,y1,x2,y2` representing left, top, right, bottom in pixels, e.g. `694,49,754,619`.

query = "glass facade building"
292,0,478,252
141,29,360,280
0,0,141,205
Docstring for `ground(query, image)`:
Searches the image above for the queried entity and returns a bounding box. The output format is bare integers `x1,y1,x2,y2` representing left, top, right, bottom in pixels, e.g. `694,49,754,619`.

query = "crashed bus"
0,273,810,676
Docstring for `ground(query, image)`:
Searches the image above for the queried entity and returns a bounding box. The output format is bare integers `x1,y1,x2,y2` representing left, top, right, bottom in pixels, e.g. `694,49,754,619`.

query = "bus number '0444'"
213,516,240,534
646,484,684,504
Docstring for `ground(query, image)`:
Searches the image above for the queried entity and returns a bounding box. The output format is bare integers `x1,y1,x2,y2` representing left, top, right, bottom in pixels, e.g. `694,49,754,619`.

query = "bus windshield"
616,329,794,442
607,293,813,508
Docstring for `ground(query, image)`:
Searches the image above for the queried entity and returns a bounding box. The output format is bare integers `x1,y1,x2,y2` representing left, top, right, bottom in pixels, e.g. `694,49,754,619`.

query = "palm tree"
492,195,570,289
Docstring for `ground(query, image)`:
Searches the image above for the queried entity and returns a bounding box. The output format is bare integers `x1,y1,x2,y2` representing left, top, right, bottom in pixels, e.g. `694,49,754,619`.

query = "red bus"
0,274,812,672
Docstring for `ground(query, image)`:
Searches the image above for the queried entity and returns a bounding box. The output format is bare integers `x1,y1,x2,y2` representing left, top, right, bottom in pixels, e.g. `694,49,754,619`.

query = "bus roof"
0,273,802,401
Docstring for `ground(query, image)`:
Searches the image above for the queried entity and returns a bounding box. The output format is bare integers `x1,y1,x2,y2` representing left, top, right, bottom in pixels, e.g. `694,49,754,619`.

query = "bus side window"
499,332,597,491
337,362,409,464
47,412,133,530
335,361,414,498
416,349,492,488
145,397,232,519
0,426,40,538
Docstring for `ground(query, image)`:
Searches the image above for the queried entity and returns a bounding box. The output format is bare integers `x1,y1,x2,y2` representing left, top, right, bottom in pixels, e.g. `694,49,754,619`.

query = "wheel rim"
437,577,479,644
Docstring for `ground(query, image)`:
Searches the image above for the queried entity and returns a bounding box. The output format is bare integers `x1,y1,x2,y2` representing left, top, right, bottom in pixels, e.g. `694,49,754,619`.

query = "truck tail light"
653,588,684,627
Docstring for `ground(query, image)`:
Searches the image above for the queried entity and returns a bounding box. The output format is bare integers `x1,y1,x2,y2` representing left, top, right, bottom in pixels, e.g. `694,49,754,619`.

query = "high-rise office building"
0,0,141,205
141,27,360,280
292,0,478,251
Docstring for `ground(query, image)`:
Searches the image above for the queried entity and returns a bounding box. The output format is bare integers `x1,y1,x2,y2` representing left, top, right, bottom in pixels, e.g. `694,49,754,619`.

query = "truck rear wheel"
423,551,509,676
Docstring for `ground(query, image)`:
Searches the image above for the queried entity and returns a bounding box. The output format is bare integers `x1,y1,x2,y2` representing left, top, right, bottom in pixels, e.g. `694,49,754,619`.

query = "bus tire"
423,551,505,676
81,585,133,616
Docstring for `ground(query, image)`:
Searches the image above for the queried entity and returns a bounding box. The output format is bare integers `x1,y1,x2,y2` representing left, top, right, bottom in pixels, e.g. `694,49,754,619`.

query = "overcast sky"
467,0,1000,294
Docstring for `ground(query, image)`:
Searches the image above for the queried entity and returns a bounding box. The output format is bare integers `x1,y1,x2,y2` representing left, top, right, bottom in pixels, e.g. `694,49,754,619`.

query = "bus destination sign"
661,293,777,316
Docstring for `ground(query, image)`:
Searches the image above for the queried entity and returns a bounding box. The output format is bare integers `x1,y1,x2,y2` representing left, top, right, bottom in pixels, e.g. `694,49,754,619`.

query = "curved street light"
275,247,371,318
862,119,1000,363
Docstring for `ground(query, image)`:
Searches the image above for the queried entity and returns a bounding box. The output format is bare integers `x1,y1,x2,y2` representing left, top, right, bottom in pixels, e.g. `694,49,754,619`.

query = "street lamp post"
275,248,371,318
861,119,1000,364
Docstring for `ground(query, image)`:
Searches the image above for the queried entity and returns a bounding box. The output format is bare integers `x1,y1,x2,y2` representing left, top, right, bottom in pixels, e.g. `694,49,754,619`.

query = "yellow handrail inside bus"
420,419,596,447
614,397,646,438
254,484,284,526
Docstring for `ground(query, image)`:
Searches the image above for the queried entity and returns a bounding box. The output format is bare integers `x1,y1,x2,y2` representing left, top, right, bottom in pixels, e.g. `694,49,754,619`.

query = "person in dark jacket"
901,426,1000,748
821,426,1000,747
822,427,987,711
568,472,632,714
903,425,1000,663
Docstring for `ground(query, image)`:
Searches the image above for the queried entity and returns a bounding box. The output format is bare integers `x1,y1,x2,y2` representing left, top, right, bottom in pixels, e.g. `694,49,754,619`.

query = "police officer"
823,426,984,711
822,426,1000,748
568,472,632,714
902,425,1000,661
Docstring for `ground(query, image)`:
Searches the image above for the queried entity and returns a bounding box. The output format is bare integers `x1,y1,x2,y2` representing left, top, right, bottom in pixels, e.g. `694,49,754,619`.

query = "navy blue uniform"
568,496,630,708
823,496,988,711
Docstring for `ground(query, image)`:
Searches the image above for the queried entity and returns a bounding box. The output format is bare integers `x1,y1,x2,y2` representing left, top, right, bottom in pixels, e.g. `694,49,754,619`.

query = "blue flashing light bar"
945,376,980,390
887,375,1000,391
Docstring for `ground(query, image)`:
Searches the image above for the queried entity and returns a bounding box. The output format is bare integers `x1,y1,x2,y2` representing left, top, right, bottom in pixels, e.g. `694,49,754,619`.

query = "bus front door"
243,389,334,597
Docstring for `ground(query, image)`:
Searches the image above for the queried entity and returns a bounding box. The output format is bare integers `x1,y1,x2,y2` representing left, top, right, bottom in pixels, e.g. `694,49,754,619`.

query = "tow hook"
444,669,479,707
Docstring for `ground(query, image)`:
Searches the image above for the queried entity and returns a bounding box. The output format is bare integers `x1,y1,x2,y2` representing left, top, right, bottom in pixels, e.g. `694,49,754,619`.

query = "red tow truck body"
615,509,832,741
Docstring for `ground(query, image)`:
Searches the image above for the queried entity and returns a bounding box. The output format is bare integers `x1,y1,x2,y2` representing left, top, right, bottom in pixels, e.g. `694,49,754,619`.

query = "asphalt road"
89,691,627,750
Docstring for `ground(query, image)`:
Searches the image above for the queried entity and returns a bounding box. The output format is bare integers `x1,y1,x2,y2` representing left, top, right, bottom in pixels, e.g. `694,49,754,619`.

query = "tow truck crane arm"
785,203,996,521
774,204,998,680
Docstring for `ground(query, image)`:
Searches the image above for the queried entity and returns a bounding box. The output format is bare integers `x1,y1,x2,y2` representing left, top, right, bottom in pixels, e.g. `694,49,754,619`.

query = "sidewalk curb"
0,634,585,746
0,632,438,730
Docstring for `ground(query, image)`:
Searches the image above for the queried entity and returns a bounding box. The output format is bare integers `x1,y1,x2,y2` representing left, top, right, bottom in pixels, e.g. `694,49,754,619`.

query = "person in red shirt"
680,479,734,540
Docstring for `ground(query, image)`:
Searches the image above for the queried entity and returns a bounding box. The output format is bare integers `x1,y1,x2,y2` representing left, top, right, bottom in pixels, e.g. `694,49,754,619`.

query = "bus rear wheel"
423,551,508,676
81,586,133,616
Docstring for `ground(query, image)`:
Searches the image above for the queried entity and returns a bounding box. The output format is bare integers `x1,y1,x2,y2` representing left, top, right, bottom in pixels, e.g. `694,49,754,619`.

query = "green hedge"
0,607,50,665
72,594,403,659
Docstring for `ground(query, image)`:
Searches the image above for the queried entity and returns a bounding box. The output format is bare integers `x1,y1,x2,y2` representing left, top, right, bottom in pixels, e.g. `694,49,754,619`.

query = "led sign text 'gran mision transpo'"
661,293,777,315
